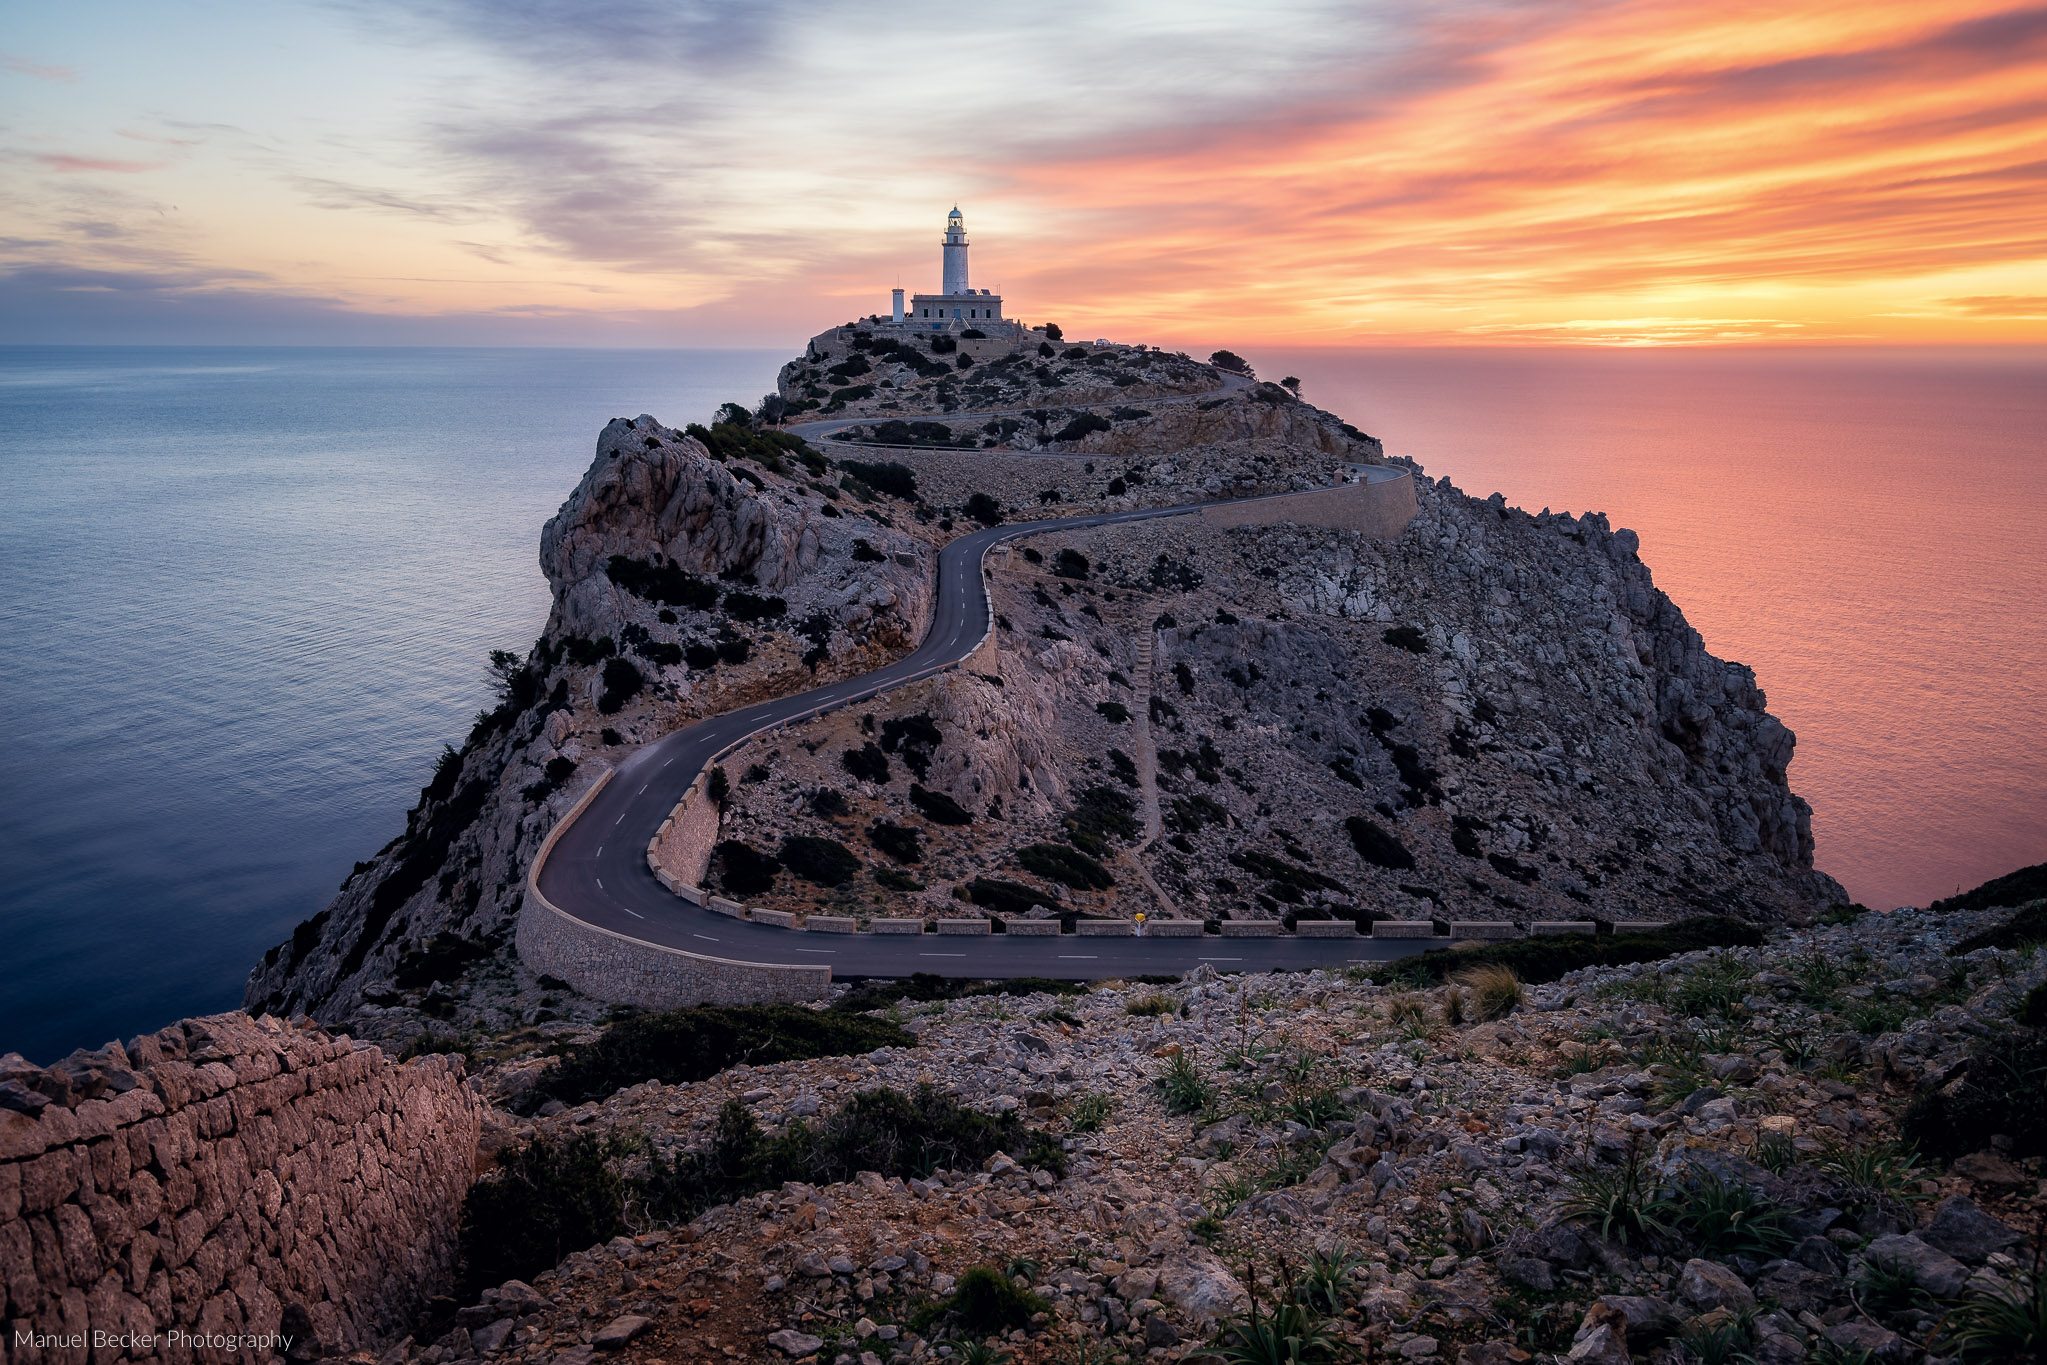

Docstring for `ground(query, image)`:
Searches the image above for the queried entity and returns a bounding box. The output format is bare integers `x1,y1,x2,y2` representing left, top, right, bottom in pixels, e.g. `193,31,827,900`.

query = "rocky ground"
373,888,2046,1365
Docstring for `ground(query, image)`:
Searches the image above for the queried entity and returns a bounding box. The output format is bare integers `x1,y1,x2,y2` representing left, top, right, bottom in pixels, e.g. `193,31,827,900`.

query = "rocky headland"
12,326,2038,1365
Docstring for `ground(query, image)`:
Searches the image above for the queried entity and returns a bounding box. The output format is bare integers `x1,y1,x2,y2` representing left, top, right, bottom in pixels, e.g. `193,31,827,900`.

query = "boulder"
1919,1195,2021,1262
1863,1233,1970,1298
1677,1259,1754,1313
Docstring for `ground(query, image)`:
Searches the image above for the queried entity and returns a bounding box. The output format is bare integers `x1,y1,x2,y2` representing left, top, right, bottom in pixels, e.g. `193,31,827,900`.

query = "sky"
4,0,2046,347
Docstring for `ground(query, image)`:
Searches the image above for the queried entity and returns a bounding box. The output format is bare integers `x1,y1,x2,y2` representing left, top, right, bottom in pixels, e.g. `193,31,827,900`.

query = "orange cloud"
990,0,2047,345
35,154,164,174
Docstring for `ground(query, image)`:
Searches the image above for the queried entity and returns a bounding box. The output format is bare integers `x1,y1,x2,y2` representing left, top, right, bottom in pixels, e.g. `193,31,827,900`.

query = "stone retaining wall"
516,893,829,1009
0,1013,485,1361
1197,473,1417,539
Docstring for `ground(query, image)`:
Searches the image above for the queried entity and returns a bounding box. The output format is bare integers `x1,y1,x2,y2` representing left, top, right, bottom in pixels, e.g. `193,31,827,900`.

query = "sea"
2,343,2041,1062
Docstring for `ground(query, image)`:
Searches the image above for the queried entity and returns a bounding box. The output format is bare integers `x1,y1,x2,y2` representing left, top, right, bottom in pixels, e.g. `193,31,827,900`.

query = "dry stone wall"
0,1013,485,1362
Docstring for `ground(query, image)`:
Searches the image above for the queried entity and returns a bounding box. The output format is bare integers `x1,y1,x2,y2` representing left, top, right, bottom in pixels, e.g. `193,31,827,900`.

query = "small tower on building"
941,206,970,295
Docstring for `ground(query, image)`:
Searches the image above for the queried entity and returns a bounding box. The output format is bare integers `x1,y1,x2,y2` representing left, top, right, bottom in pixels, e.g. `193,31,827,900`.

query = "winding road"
532,385,1431,981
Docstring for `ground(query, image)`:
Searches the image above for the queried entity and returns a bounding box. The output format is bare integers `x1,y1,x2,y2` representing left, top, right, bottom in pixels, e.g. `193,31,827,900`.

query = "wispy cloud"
3,52,76,82
5,0,2047,344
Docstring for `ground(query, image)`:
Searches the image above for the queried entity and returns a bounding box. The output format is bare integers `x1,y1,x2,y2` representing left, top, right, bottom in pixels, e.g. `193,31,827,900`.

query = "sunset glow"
5,0,2046,346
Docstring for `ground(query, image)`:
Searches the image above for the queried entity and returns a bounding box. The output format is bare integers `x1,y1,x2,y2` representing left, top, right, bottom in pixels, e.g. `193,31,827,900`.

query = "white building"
893,207,1019,334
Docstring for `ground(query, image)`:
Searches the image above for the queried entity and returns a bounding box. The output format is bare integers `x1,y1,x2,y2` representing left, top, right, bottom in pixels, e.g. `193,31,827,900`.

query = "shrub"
1902,1026,2047,1160
1095,700,1130,724
605,555,718,609
911,783,973,825
1344,815,1415,870
1043,323,1063,340
530,1004,910,1108
1950,898,2047,955
1017,842,1115,890
1557,1142,1669,1246
1938,1259,2047,1362
966,877,1059,916
1208,349,1252,375
713,839,780,896
1210,1298,1341,1365
597,657,644,714
1670,953,1752,1018
868,820,923,864
842,742,890,784
1063,784,1139,852
964,492,1003,526
642,1086,1061,1234
1155,1053,1214,1115
1664,1173,1795,1258
926,1265,1049,1338
461,1133,624,1294
1452,963,1524,1020
722,589,787,622
1053,547,1091,579
833,973,1080,1013
1069,1093,1113,1133
1381,625,1429,654
1053,413,1111,443
1371,917,1764,988
851,538,886,562
837,458,919,499
1933,860,2047,914
777,835,860,886
1126,992,1176,1017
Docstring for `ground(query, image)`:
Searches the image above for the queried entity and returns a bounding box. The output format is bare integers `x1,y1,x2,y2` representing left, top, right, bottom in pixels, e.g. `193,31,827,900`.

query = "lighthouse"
941,206,970,294
894,206,1016,334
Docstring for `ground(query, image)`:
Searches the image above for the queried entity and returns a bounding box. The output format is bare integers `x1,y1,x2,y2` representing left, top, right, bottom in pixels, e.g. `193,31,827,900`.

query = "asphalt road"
534,386,1430,979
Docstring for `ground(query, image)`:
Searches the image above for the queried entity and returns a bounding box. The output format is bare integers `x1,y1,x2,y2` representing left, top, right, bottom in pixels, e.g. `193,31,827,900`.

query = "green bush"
1932,861,2047,914
1902,1025,2047,1160
833,973,1079,1013
911,783,974,825
779,834,861,887
1017,842,1115,890
842,742,890,784
966,877,1060,916
1155,1053,1214,1115
1370,917,1763,989
713,839,780,896
837,459,918,499
1053,413,1111,443
964,492,1003,526
597,657,644,714
948,1265,1050,1336
1344,814,1415,870
529,1004,910,1108
1381,625,1429,654
1950,899,2047,955
605,555,718,610
1063,784,1138,853
721,589,787,622
461,1133,625,1294
868,820,924,864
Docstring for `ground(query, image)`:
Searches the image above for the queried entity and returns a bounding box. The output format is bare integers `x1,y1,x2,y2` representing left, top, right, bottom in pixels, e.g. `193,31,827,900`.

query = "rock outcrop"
252,326,1837,1046
245,414,932,1046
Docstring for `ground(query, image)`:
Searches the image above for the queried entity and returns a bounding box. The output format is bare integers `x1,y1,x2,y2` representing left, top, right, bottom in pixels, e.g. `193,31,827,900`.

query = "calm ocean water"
2,344,2041,1061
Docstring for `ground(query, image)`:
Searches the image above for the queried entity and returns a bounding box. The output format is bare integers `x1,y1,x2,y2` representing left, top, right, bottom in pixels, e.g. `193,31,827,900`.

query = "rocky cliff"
250,327,1837,1049
245,413,934,1045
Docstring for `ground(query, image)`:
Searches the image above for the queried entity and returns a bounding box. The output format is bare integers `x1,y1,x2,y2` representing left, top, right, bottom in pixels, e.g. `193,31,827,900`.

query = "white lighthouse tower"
941,206,970,295
898,206,1016,334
